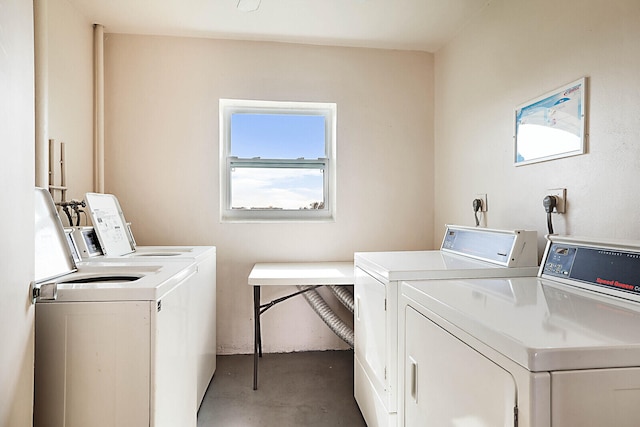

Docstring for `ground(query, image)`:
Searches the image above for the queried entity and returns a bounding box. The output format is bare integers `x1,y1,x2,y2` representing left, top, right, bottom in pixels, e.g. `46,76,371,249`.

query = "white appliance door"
404,307,517,427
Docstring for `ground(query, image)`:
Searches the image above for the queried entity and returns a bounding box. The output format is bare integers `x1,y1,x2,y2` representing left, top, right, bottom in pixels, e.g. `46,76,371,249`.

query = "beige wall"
104,35,435,353
47,0,94,219
46,0,640,356
434,0,640,252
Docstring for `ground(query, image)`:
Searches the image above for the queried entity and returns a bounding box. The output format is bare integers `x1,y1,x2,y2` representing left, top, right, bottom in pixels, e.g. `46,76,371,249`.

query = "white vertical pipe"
93,24,105,193
34,0,49,188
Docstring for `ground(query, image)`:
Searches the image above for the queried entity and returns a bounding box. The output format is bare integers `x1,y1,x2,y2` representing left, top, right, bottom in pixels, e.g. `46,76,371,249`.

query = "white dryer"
354,225,539,427
34,188,198,427
399,235,640,427
77,192,217,407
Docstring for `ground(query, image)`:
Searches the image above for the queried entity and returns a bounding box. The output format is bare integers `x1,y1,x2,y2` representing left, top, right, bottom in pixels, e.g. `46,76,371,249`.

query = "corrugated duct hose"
296,285,354,348
329,285,354,313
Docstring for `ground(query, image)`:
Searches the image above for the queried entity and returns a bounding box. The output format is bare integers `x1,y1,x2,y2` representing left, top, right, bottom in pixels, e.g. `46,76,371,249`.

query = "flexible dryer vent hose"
329,285,354,313
296,285,354,348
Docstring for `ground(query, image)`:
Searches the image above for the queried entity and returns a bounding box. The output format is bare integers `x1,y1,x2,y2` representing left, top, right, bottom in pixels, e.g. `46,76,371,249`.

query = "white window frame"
219,99,337,222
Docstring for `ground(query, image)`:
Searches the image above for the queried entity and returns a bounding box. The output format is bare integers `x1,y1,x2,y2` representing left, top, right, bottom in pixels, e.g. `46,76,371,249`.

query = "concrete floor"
197,350,366,427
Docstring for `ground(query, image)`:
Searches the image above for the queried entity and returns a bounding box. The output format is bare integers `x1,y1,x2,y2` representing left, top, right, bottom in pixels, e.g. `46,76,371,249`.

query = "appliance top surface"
90,245,216,261
402,275,640,372
355,250,538,281
41,259,197,302
35,188,199,301
354,224,538,280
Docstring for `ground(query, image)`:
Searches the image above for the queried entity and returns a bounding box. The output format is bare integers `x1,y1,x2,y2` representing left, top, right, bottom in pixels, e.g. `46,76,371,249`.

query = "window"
220,99,337,222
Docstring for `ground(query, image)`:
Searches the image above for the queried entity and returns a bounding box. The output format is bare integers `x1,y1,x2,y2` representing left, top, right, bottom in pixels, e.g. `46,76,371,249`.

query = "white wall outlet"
475,193,488,212
547,188,566,213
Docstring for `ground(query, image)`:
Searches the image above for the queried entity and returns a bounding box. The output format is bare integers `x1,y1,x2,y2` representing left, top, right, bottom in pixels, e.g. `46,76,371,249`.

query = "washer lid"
84,192,135,257
35,188,77,284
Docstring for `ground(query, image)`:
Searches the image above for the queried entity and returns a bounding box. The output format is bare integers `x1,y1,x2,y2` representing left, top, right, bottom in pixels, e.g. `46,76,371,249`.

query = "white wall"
434,0,640,252
0,0,35,425
103,35,434,354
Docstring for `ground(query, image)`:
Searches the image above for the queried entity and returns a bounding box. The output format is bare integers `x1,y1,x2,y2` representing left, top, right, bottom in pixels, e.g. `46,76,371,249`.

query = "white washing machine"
34,188,199,427
354,225,539,427
76,192,217,407
399,235,640,427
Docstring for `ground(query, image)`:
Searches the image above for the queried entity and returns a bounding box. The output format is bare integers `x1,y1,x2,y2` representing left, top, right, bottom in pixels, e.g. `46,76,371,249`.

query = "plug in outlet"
475,194,488,212
547,188,566,213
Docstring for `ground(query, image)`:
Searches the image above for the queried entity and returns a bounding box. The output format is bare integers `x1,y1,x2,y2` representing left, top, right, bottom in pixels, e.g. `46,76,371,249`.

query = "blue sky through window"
231,114,325,159
230,113,327,210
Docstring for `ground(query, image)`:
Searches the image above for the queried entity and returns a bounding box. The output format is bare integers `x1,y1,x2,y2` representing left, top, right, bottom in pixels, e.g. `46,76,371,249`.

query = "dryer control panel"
440,225,538,268
543,241,640,299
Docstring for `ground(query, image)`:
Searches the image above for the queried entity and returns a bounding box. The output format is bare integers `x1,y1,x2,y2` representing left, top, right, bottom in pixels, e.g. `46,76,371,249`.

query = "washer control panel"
71,227,104,258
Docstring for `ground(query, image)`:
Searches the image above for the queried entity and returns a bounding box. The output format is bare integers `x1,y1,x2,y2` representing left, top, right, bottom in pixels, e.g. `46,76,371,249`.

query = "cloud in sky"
231,167,323,210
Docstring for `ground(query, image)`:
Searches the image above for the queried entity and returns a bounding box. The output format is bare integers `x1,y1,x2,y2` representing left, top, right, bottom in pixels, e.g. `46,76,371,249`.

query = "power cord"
543,195,557,234
473,198,483,227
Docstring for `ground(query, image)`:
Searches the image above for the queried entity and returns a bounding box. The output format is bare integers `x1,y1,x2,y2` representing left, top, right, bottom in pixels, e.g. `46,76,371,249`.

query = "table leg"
257,291,262,357
253,285,260,390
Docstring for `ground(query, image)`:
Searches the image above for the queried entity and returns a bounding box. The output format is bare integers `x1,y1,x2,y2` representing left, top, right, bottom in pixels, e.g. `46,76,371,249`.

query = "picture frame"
514,77,587,166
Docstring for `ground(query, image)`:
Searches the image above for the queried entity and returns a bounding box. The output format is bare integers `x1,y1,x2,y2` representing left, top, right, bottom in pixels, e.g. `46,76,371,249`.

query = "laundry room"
2,0,640,426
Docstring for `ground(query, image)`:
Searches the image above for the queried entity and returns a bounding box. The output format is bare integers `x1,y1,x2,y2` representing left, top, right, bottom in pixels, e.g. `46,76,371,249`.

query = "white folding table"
248,262,354,390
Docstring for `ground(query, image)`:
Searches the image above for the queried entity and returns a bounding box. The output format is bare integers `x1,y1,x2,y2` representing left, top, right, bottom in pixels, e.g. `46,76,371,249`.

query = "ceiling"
66,0,490,52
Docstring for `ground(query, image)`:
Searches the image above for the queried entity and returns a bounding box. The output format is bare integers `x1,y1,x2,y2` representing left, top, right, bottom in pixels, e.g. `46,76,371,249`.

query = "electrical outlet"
475,193,488,212
547,188,566,213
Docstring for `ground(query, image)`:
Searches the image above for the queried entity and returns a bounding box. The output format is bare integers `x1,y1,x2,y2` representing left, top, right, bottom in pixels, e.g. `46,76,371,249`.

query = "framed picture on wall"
514,77,587,166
